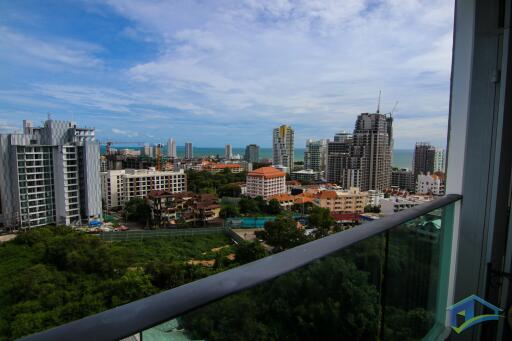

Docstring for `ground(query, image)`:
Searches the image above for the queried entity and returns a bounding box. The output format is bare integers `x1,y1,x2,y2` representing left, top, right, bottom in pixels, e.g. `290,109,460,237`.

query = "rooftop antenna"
377,90,381,114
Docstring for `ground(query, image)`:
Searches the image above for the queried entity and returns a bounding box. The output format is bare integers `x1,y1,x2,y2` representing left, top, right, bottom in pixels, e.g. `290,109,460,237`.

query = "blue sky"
0,0,454,148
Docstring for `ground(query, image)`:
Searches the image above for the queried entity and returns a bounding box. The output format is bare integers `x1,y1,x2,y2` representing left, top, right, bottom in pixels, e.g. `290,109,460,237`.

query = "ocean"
102,146,413,170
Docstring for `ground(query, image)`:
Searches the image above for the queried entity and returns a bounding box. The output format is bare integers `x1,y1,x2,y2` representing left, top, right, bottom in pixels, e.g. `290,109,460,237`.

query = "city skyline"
0,1,453,149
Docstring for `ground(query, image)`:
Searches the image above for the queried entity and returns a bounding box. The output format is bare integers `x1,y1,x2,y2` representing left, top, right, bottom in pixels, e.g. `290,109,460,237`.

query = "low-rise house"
147,191,221,227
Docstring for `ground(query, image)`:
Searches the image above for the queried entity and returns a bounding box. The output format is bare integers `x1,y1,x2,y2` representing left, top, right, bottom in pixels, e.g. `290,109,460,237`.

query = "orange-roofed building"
246,166,286,199
203,163,243,173
313,187,368,214
269,193,295,209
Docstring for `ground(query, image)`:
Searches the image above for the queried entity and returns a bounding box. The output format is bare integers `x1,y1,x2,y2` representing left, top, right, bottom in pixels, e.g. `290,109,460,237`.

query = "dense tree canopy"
124,198,151,224
0,227,234,340
186,170,246,194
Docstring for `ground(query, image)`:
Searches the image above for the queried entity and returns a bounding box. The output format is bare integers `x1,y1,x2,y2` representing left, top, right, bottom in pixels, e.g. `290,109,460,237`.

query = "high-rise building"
0,119,102,228
326,131,354,187
272,125,294,172
304,139,328,173
326,113,393,191
413,142,436,179
391,168,415,192
244,144,260,163
434,148,446,172
225,144,233,160
184,142,193,159
167,138,177,158
143,144,154,158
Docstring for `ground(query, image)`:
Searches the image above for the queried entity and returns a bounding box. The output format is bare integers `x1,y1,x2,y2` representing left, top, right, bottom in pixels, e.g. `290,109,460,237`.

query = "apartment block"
434,148,446,172
167,138,177,158
312,187,368,214
272,125,294,172
244,144,260,163
225,144,233,160
391,168,415,192
413,142,436,179
185,142,193,159
246,166,286,199
304,139,328,172
0,119,101,228
101,168,187,209
416,172,445,196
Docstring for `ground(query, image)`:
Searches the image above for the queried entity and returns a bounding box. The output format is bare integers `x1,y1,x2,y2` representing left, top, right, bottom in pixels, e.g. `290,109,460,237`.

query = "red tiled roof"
247,166,286,179
316,190,337,199
269,194,295,202
205,163,241,169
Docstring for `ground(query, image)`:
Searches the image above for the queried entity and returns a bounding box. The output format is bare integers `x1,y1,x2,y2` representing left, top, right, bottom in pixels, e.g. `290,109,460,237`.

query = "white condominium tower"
0,119,102,228
272,125,294,173
185,142,193,159
434,148,446,172
304,139,328,173
167,138,177,158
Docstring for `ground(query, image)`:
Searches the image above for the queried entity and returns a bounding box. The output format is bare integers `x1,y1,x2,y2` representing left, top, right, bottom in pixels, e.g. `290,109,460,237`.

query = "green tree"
265,199,282,215
124,198,151,224
218,184,242,197
257,216,309,251
234,241,267,264
308,206,334,237
239,197,260,214
219,205,240,218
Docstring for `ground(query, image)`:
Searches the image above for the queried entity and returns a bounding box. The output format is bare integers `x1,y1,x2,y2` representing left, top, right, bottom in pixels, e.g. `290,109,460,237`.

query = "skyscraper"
244,144,260,163
413,142,436,178
326,131,354,187
185,142,193,159
434,148,446,172
326,113,393,191
272,125,294,172
0,119,102,228
167,138,177,158
143,144,154,158
225,144,233,160
353,113,393,191
304,139,328,173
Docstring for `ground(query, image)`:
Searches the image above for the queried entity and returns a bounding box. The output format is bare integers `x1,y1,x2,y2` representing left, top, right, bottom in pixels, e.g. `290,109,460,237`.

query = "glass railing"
19,195,460,341
141,202,455,341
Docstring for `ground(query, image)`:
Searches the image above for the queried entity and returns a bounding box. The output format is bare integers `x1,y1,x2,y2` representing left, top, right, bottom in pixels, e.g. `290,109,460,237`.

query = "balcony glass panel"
138,203,454,341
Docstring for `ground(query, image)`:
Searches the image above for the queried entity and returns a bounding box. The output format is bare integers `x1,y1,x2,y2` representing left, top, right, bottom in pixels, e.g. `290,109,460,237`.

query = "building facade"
413,142,436,179
326,113,393,192
312,187,368,214
225,144,233,160
167,138,177,158
272,125,294,172
434,148,446,172
184,142,193,159
244,144,260,163
416,172,445,195
101,168,186,209
391,168,415,192
0,119,101,228
304,139,328,172
246,166,286,199
291,169,323,182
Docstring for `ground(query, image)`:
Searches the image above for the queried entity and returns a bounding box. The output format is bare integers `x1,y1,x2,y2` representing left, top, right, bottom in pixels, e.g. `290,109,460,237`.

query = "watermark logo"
447,295,502,334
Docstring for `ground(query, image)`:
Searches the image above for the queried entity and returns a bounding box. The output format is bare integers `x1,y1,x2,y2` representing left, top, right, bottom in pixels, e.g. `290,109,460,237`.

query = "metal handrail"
19,194,462,341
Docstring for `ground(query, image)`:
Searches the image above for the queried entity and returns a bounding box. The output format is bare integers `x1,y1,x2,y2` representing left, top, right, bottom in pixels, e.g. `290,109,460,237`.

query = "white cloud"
0,27,103,69
112,128,139,137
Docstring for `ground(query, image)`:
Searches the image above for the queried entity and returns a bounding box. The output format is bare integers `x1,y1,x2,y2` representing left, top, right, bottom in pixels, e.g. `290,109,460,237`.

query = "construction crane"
390,101,399,116
103,141,145,155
